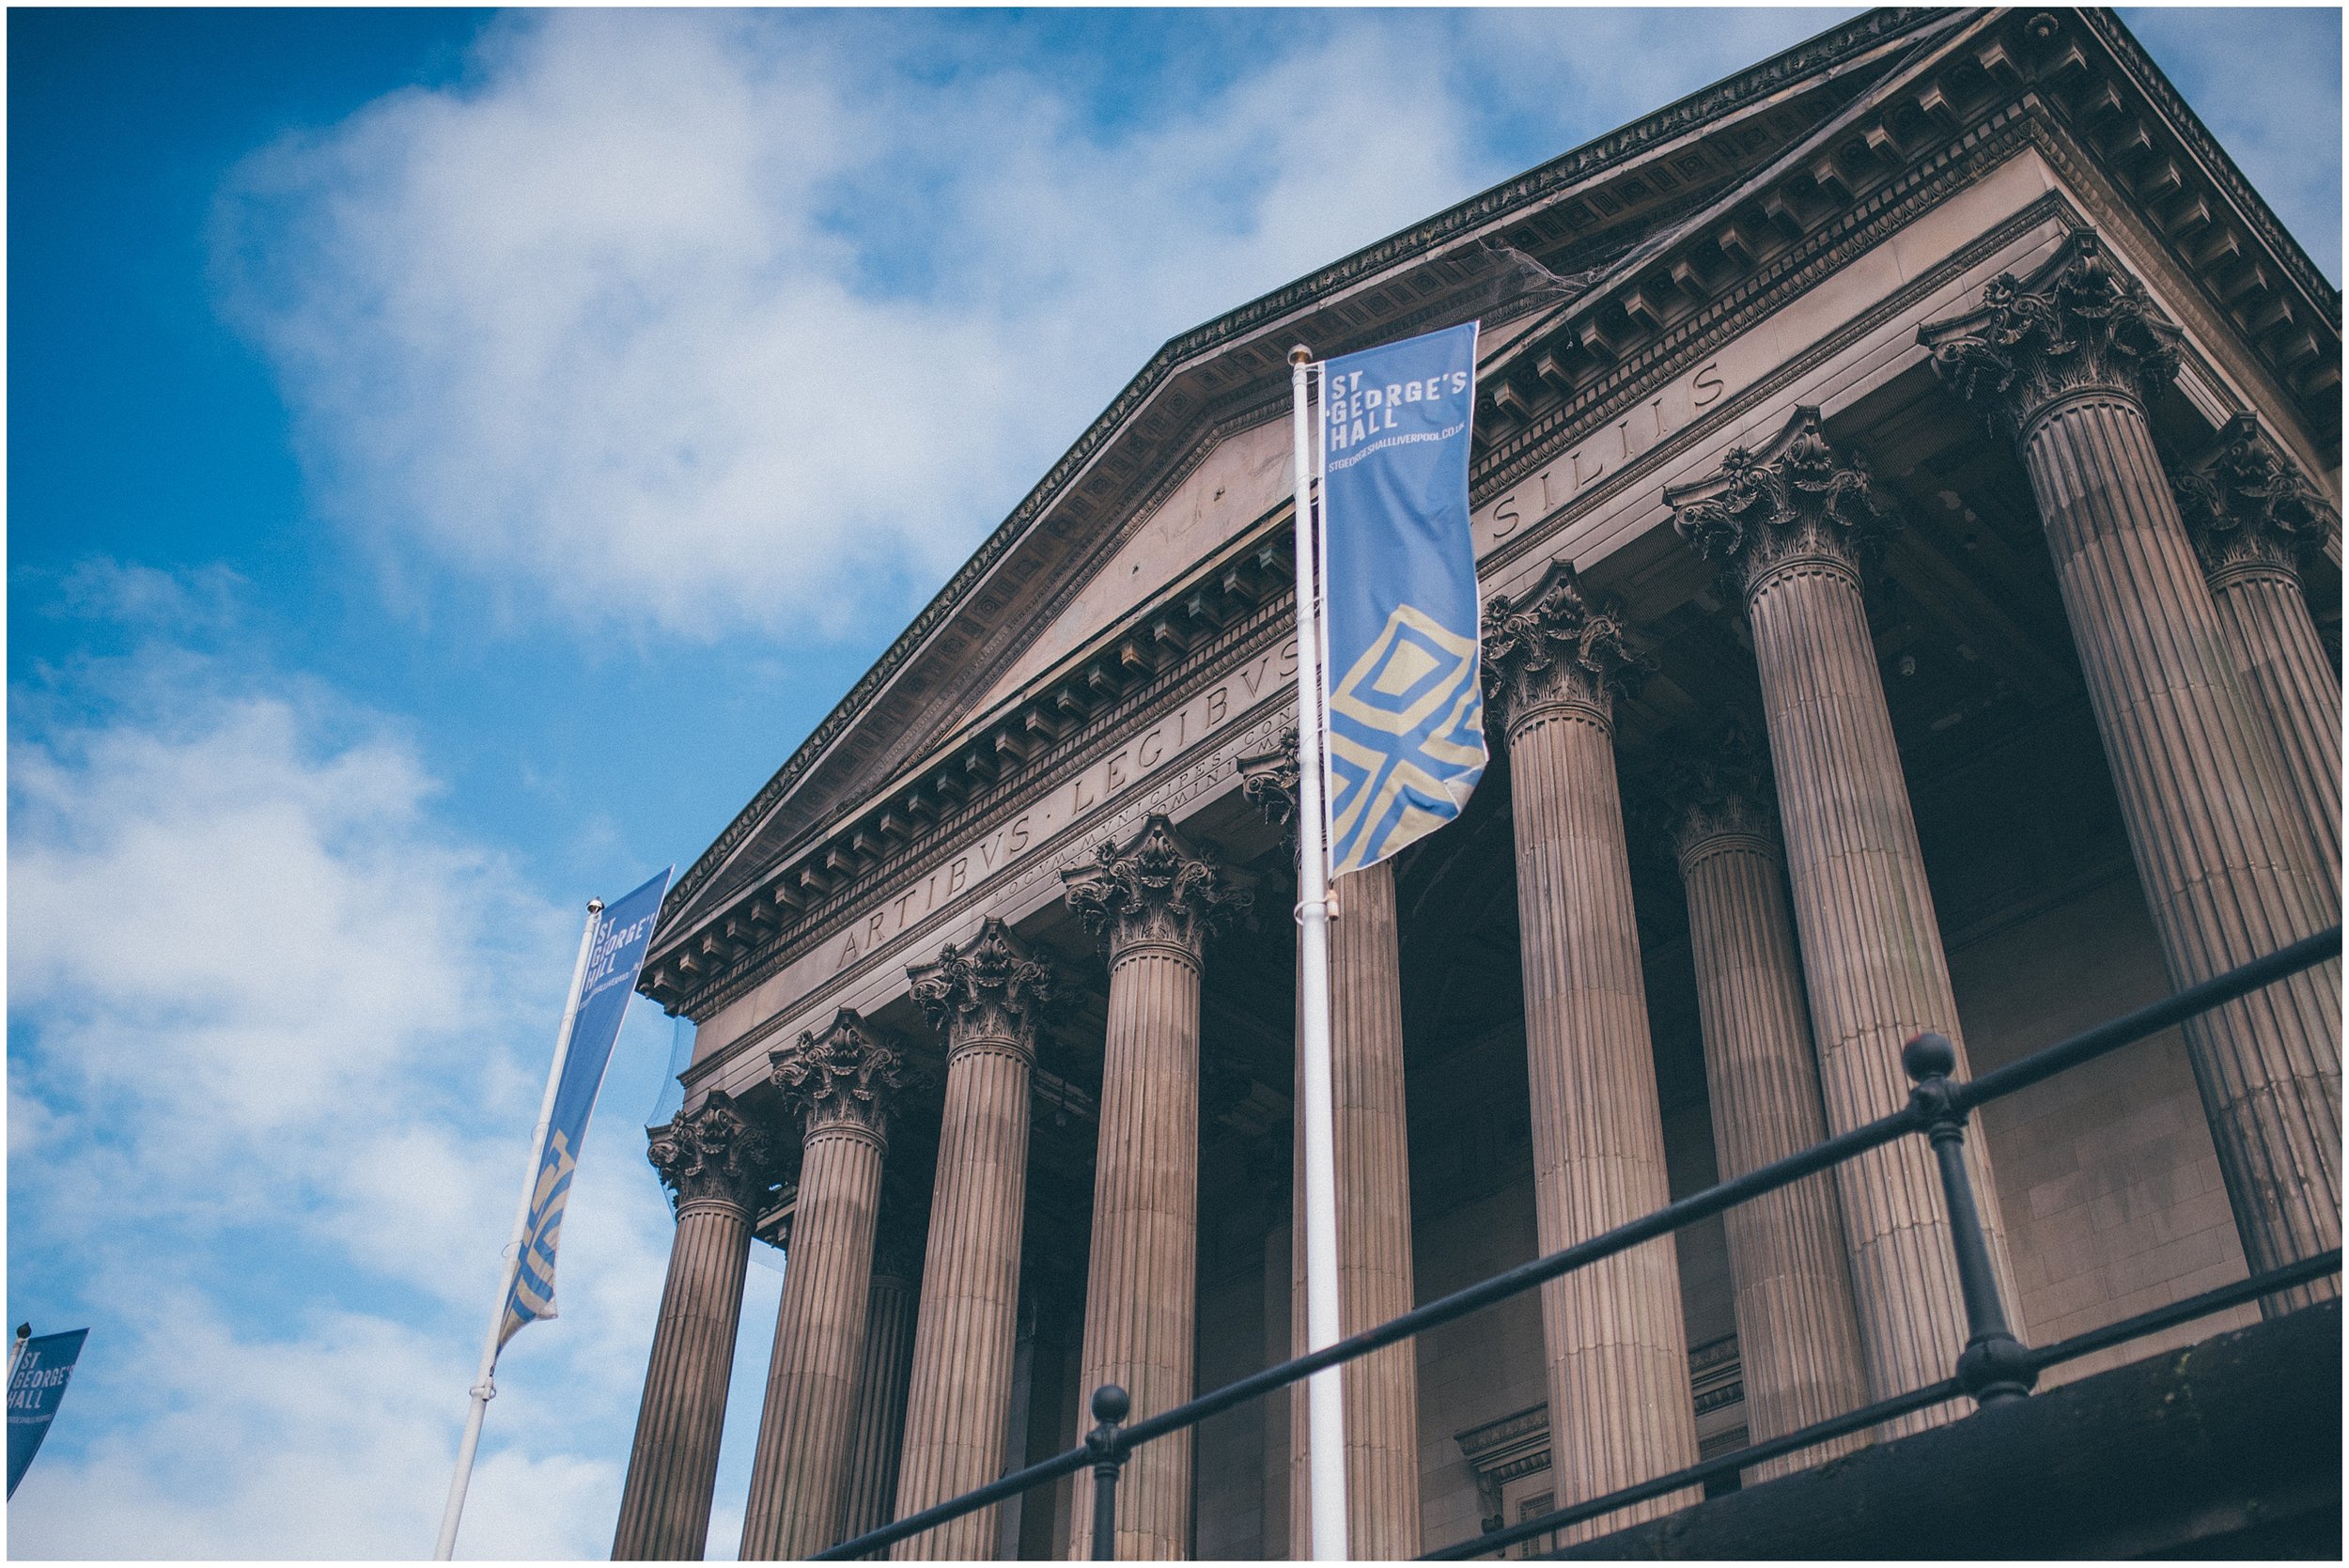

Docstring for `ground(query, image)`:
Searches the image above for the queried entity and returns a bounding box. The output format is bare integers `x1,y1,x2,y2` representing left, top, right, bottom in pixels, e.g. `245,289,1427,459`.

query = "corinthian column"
840,1219,923,1551
2171,413,2342,897
1922,232,2341,1310
1237,737,1423,1560
892,919,1056,1559
614,1094,772,1560
740,1012,908,1560
1060,815,1249,1560
1482,565,1698,1536
1659,723,1869,1478
1666,411,2015,1428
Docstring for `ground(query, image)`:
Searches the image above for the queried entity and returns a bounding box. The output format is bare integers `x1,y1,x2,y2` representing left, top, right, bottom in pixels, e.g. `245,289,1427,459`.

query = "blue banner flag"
1319,321,1486,875
8,1328,88,1498
499,868,673,1348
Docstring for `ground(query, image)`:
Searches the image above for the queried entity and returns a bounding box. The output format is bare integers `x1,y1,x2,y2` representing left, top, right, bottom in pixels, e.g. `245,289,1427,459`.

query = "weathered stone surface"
2171,413,2342,895
614,1094,771,1560
1237,736,1425,1559
1061,816,1245,1559
1661,723,1870,1480
1668,410,2018,1429
1557,1300,2343,1560
1924,236,2341,1313
741,1013,907,1560
894,920,1056,1559
1484,561,1700,1538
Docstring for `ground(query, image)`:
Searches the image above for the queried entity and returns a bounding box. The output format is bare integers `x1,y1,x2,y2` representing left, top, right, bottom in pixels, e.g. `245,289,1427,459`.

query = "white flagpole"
1288,344,1350,1560
433,897,603,1561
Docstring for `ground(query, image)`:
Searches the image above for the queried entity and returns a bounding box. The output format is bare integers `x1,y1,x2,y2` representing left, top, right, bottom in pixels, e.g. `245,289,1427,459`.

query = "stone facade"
622,9,2338,1560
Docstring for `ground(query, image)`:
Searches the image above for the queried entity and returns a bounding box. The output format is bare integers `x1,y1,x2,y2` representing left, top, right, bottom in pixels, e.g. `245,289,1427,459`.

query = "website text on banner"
1320,320,1486,877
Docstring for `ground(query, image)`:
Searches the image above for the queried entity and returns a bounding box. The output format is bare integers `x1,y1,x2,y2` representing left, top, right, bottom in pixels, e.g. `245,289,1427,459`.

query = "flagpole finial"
1289,344,1312,366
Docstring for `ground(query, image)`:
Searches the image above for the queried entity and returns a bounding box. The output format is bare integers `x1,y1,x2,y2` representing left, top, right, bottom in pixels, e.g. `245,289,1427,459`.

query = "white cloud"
213,10,1501,643
7,630,679,1557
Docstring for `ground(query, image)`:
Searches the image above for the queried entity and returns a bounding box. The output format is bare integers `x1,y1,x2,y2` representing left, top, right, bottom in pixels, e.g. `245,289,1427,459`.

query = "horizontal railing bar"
1956,926,2341,1113
1115,1112,1917,1452
808,1443,1094,1560
1423,1379,1965,1560
1456,1251,2342,1563
813,933,2340,1562
2025,1248,2341,1374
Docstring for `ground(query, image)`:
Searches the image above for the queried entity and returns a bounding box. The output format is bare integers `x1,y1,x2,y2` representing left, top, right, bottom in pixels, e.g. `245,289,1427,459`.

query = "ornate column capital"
2170,413,2340,589
1665,407,1899,603
1236,733,1300,841
908,916,1054,1063
1481,559,1652,736
647,1092,773,1214
1658,721,1779,868
771,1008,908,1141
1919,228,2184,441
1060,814,1250,964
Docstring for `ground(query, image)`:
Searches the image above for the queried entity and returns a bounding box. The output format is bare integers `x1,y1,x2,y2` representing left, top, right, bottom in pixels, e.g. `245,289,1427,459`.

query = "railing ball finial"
1084,1384,1130,1561
1901,1029,2036,1408
1090,1384,1130,1425
1902,1030,1957,1083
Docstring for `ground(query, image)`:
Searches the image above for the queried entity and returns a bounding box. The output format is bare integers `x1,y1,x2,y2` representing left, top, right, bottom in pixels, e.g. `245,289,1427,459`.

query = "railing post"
1084,1384,1129,1561
1904,1032,2036,1407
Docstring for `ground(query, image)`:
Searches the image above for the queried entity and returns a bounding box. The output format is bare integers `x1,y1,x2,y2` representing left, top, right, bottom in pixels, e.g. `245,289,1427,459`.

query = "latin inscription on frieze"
826,638,1299,974
1473,357,1734,553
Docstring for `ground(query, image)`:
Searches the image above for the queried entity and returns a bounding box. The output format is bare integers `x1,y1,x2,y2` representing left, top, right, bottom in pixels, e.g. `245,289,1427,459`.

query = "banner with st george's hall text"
1319,320,1486,877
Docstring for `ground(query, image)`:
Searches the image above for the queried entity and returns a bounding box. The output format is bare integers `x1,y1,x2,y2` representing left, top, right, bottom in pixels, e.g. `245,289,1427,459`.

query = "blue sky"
7,8,2339,1559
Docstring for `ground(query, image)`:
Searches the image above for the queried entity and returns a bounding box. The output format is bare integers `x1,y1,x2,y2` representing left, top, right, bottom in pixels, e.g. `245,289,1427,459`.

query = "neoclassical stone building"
615,9,2341,1560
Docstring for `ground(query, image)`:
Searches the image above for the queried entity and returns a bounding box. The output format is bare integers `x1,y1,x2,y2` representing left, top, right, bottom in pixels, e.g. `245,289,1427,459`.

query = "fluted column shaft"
1667,410,2016,1428
895,920,1054,1560
1060,815,1245,1560
2172,411,2343,901
1508,703,1699,1532
841,1262,920,1550
1667,760,1870,1481
1743,557,2013,1415
1075,940,1199,1559
614,1199,755,1559
742,1015,906,1560
1285,860,1423,1559
2015,395,2341,1302
1485,562,1697,1539
2205,561,2341,891
1923,237,2341,1311
615,1097,770,1561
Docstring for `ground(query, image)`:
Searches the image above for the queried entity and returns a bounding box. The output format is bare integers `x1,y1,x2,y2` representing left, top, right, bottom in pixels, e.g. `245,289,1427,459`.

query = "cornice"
2071,8,2339,321
661,569,1300,1021
653,92,2059,1023
656,8,1941,932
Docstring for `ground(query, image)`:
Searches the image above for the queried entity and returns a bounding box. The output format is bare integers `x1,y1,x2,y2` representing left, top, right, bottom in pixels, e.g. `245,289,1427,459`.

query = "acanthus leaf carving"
646,1092,774,1213
2170,413,2340,588
1658,720,1780,864
1059,814,1250,962
1481,558,1654,733
907,917,1055,1059
770,1008,908,1140
1235,733,1301,842
1664,406,1899,602
1918,228,2184,439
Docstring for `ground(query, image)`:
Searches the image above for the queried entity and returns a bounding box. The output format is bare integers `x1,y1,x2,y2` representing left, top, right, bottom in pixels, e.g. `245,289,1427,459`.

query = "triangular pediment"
648,5,2339,1017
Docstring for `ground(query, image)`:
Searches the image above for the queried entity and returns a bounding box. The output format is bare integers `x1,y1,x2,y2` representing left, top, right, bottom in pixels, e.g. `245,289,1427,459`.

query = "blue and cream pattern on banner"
499,868,674,1348
1320,320,1486,875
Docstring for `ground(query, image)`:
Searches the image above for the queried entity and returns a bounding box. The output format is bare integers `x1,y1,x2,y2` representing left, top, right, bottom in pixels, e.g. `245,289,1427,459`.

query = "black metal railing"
813,925,2341,1562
